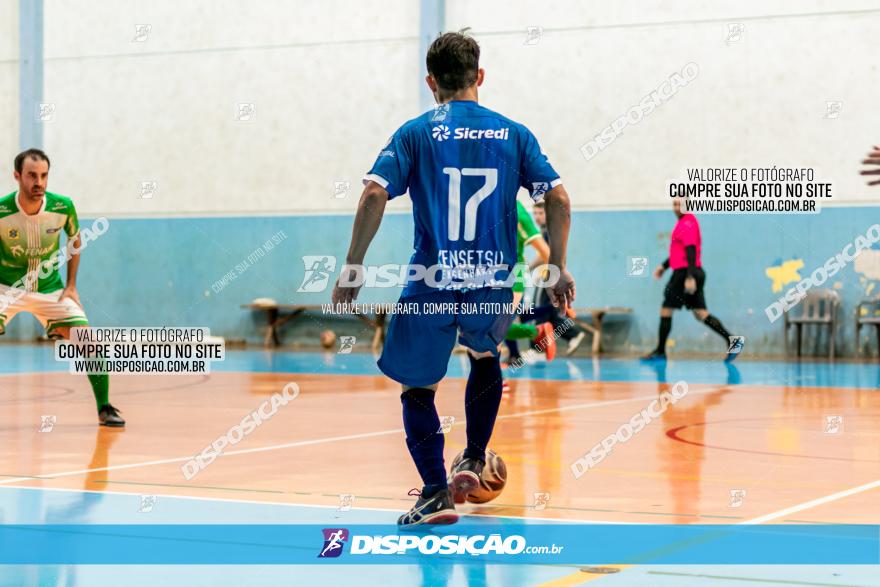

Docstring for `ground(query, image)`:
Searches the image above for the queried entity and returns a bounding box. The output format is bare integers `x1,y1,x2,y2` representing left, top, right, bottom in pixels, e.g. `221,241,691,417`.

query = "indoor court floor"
0,345,878,586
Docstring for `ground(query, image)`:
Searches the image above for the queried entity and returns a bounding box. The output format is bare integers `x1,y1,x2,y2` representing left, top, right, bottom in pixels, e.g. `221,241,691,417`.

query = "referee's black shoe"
725,336,745,363
640,349,667,362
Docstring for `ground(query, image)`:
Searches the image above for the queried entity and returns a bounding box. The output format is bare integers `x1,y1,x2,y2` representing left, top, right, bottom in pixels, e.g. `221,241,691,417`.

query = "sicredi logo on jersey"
432,125,509,142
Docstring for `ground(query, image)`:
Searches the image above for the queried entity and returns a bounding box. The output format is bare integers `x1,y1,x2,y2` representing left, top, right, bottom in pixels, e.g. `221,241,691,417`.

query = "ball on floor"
319,330,337,349
451,448,507,503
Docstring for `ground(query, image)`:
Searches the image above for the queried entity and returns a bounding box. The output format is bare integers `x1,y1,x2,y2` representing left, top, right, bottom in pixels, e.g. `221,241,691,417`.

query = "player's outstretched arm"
332,181,389,305
543,185,575,309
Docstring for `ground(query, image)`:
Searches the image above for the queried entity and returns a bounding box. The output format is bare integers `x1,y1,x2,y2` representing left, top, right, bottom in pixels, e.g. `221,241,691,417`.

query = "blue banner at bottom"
0,524,876,565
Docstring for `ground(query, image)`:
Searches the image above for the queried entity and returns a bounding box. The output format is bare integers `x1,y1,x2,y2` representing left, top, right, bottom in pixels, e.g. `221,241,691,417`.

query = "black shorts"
663,268,706,310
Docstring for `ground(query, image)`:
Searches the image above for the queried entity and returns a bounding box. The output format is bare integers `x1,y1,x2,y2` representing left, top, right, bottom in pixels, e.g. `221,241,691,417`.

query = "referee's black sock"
400,387,447,498
656,316,672,352
703,314,732,342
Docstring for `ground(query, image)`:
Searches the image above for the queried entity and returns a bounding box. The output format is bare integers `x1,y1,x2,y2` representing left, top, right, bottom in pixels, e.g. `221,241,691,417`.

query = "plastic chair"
784,289,840,359
855,295,880,358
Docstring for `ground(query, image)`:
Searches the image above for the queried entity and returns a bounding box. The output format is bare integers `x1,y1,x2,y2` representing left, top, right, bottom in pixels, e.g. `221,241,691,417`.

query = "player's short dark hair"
14,149,50,173
426,31,480,93
533,200,545,209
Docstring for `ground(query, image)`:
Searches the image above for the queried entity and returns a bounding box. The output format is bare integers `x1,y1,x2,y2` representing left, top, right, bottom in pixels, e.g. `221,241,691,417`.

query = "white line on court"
1,379,874,527
496,384,727,420
740,479,880,525
0,484,629,525
0,383,729,486
0,427,407,485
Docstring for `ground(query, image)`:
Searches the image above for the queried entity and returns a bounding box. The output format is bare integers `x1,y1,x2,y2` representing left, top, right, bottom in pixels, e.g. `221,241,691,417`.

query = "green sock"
506,323,538,341
87,372,109,410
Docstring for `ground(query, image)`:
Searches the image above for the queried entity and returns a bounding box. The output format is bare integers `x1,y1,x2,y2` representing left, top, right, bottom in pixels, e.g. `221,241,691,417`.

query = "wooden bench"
569,307,633,354
241,303,387,351
243,302,632,355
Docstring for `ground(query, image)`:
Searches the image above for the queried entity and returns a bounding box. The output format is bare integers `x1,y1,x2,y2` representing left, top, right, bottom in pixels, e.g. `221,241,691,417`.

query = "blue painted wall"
3,208,876,358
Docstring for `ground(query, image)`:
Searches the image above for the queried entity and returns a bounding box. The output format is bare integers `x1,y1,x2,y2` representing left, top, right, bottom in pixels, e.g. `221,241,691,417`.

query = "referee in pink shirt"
643,198,742,362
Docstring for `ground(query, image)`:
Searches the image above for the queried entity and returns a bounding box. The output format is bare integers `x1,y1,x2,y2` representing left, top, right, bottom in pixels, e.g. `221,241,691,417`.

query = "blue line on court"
0,489,876,565
2,346,880,390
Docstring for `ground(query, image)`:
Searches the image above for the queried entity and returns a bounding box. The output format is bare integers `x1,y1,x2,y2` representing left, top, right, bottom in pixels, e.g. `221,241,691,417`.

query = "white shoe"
565,332,586,356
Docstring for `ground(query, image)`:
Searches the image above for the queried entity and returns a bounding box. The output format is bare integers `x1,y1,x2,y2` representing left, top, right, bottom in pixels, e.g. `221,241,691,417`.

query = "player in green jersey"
0,149,123,426
503,200,556,364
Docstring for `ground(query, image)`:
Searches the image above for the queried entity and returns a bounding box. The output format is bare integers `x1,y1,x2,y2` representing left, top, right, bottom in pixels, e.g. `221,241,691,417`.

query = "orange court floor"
0,346,877,586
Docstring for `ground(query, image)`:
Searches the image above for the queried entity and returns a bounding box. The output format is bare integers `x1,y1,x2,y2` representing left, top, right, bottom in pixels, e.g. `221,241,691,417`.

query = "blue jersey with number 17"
364,100,561,298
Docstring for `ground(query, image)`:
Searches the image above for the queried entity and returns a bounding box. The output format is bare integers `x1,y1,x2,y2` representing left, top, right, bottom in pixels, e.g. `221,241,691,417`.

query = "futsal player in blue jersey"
332,31,575,526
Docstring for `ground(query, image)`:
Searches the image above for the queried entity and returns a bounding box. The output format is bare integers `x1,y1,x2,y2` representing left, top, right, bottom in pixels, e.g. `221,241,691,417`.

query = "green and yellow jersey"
513,200,541,293
516,200,541,263
0,191,79,293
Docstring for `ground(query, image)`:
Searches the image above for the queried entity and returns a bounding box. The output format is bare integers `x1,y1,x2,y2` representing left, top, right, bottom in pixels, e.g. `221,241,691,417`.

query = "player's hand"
58,285,83,309
653,265,665,280
860,146,880,186
331,266,363,306
684,276,697,294
547,269,576,310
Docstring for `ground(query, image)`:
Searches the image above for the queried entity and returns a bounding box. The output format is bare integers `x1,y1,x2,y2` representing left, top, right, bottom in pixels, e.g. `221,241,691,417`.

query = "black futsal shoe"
98,404,125,427
450,457,484,504
397,488,458,527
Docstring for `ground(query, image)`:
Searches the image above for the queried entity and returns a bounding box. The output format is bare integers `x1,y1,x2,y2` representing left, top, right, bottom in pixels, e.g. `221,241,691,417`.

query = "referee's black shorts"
663,267,706,310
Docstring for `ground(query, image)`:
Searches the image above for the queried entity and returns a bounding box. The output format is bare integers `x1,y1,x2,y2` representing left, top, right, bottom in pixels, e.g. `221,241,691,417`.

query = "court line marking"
538,480,880,587
0,485,625,525
645,570,872,587
0,427,409,486
6,378,875,524
0,384,730,487
740,478,880,525
535,566,633,587
496,384,728,420
5,374,876,585
667,419,880,463
4,362,880,390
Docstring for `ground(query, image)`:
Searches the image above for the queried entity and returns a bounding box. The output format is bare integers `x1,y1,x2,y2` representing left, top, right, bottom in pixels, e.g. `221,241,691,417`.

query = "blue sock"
400,387,447,497
463,354,503,463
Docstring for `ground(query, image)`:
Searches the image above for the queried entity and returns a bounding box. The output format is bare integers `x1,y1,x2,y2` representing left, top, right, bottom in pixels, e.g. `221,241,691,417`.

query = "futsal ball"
319,330,337,349
451,449,507,504
250,297,277,308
